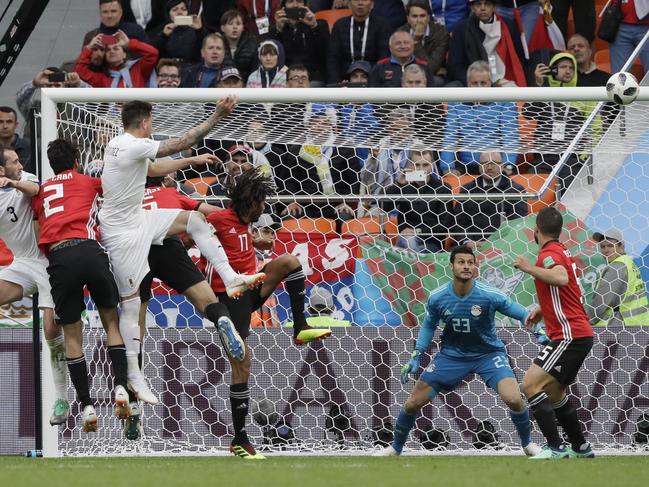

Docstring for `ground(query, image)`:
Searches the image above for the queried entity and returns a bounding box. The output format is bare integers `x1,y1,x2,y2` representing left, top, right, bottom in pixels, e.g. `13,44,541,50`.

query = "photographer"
151,0,204,63
270,0,329,86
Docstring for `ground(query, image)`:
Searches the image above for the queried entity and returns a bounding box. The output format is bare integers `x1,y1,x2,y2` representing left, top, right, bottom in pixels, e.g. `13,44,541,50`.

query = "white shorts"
0,256,55,309
100,208,181,297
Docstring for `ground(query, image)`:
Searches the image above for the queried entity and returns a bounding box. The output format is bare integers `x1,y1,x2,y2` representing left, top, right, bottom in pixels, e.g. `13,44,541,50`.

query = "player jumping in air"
200,168,332,460
32,139,129,432
514,207,595,459
121,175,247,440
376,245,545,457
0,144,69,426
100,98,264,406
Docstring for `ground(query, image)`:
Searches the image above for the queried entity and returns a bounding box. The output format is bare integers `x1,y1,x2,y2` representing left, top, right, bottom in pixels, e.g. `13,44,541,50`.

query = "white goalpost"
38,86,649,457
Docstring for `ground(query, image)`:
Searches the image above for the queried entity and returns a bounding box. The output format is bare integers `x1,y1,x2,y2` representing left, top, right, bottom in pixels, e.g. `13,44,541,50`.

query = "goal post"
38,87,649,457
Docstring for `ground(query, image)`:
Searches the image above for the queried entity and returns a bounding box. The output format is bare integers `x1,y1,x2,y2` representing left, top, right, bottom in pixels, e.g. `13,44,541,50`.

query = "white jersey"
0,171,41,259
99,132,160,232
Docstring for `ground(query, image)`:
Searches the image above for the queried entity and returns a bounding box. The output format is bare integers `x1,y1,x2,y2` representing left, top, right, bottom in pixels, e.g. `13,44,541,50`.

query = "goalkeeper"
376,245,547,456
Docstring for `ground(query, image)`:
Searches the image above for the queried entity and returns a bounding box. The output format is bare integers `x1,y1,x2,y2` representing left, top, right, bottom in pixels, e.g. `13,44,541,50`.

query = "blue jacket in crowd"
440,101,520,172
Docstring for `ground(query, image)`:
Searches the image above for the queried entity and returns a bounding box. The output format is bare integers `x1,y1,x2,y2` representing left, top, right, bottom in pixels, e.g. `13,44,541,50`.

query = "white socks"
119,297,142,358
46,335,68,401
187,211,237,284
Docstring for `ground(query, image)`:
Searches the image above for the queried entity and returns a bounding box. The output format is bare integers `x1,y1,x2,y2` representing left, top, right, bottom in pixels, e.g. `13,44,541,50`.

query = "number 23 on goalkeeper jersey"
420,280,529,359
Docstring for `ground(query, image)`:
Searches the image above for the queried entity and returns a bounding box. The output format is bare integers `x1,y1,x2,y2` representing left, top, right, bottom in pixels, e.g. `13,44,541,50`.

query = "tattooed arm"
155,96,237,158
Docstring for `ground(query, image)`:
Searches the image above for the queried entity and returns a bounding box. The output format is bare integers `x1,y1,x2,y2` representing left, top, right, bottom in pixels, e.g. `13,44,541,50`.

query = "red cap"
227,144,251,156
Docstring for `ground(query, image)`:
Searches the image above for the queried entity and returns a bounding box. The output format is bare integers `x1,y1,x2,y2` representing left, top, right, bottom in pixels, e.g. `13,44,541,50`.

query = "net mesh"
49,92,649,456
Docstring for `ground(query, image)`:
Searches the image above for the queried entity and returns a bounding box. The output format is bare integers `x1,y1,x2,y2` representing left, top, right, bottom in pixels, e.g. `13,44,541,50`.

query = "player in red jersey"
514,207,595,460
119,176,252,440
32,139,129,432
200,168,331,460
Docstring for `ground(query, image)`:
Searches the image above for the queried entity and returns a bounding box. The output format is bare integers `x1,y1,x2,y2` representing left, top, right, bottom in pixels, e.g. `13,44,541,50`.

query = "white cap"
592,228,624,243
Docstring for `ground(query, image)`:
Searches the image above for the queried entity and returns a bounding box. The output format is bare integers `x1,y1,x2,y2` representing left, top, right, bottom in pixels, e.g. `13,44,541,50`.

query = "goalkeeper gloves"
533,322,550,345
400,350,421,384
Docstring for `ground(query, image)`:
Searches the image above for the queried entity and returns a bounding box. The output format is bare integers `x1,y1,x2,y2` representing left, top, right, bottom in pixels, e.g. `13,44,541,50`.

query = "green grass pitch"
2,456,648,487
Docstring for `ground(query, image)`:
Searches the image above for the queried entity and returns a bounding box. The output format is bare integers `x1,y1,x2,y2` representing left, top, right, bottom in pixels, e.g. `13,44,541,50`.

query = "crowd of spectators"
10,0,648,253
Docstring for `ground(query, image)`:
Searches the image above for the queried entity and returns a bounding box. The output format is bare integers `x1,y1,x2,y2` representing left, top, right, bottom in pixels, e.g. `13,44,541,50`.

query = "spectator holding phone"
151,0,204,62
75,30,159,87
247,39,288,87
83,0,151,48
270,0,330,86
381,147,453,253
221,9,259,81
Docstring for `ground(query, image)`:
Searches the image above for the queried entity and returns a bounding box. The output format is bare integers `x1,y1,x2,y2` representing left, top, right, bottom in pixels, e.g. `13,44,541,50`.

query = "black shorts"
533,336,594,385
139,237,205,302
47,239,119,325
217,287,267,340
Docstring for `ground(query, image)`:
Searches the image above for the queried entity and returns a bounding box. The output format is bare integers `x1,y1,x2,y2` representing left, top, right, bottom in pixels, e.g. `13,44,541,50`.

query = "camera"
101,34,117,45
285,7,307,20
47,71,66,83
548,66,559,78
173,15,193,26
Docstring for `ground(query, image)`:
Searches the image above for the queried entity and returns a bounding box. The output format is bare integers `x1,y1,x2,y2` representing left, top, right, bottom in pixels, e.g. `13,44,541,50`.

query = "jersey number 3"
43,184,65,217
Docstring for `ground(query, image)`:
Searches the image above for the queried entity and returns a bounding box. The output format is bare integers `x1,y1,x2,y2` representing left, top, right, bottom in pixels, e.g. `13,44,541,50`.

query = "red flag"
513,6,530,60
528,5,566,53
495,16,528,87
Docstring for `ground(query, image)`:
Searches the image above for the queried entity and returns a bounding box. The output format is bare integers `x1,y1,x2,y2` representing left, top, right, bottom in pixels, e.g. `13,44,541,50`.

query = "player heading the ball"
99,97,264,405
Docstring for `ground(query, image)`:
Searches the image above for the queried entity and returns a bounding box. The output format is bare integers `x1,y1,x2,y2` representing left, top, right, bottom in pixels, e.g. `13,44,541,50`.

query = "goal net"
39,87,649,456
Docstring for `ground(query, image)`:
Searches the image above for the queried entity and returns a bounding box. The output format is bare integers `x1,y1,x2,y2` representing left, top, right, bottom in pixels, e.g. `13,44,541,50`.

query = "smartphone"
405,170,427,183
101,34,117,45
285,7,307,20
174,15,193,26
48,71,66,83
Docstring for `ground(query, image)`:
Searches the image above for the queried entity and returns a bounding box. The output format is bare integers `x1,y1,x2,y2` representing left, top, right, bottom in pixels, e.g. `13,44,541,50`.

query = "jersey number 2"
43,184,64,217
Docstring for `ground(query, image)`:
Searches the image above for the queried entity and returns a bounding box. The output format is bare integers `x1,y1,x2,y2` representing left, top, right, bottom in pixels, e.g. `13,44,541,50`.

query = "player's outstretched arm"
155,96,237,158
401,305,440,383
514,255,569,287
147,154,219,177
0,177,39,197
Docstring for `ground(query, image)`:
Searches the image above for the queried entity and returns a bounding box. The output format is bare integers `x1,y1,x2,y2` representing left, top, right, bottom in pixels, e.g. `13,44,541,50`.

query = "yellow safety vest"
597,255,649,326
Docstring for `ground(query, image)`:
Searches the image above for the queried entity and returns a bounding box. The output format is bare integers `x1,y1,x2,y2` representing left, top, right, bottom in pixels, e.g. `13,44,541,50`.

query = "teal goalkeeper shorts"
419,351,516,393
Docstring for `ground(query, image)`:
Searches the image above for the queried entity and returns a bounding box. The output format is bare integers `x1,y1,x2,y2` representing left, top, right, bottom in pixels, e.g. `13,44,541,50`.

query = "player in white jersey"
0,145,70,425
100,97,264,405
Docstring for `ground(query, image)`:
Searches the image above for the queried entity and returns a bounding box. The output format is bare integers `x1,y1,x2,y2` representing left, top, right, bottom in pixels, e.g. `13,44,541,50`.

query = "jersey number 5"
43,184,65,217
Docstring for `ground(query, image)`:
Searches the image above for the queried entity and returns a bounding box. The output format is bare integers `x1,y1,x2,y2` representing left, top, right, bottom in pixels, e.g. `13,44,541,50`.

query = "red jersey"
200,208,256,293
32,171,102,253
142,186,200,211
534,241,593,340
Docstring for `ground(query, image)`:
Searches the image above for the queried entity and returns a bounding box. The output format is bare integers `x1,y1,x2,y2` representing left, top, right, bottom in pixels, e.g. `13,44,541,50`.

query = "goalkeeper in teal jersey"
375,245,548,456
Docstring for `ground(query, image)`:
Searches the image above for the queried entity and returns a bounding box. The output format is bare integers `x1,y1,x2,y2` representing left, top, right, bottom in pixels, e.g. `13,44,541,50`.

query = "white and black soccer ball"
606,72,640,105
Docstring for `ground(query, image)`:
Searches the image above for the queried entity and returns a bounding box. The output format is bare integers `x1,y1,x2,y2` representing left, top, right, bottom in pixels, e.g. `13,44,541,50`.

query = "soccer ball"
606,72,640,105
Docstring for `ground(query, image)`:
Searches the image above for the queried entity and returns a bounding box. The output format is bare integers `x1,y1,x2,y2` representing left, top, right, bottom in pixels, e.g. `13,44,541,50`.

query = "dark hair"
121,100,153,130
145,176,164,187
536,206,563,239
226,168,276,220
0,106,17,119
47,139,79,175
100,0,122,6
287,64,309,78
157,58,181,74
220,8,244,26
449,245,475,263
406,0,431,15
